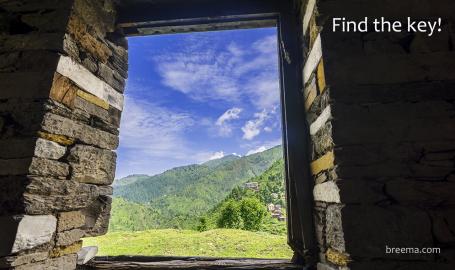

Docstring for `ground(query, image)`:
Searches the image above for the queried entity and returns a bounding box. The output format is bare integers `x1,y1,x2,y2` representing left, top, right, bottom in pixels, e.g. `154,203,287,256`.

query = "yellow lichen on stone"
37,131,75,146
50,241,82,258
77,90,109,110
317,59,326,93
326,248,351,266
310,151,334,175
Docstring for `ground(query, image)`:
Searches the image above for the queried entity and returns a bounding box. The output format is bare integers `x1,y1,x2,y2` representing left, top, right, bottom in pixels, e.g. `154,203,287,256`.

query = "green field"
83,229,292,259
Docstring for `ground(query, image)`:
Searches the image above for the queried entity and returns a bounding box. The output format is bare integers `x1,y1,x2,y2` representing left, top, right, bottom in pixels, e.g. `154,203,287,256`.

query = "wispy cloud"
208,151,225,160
241,107,279,140
245,138,283,156
215,107,242,137
154,34,280,110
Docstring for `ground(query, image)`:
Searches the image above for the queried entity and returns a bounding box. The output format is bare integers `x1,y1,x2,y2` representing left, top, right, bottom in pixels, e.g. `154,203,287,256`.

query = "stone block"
0,215,56,256
29,157,69,178
34,138,67,160
57,211,86,232
24,176,100,214
325,204,346,253
67,15,112,63
314,181,340,203
0,251,48,268
68,144,116,185
310,106,331,136
82,196,112,237
311,151,335,176
385,180,455,207
56,56,124,111
41,113,119,150
17,254,77,270
50,241,82,258
303,34,322,82
56,229,85,246
37,131,75,146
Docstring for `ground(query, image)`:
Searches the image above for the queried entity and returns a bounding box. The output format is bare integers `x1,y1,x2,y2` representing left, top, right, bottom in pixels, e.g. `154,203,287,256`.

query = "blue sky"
116,27,283,178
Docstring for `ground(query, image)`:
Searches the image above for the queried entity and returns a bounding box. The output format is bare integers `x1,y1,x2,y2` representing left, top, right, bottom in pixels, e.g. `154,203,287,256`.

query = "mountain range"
111,145,283,230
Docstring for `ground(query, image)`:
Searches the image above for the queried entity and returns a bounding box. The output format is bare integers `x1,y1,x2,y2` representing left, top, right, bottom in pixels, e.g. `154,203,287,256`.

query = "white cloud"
215,107,242,136
208,151,225,160
246,146,267,156
242,110,270,140
244,138,282,156
119,96,195,158
154,34,280,110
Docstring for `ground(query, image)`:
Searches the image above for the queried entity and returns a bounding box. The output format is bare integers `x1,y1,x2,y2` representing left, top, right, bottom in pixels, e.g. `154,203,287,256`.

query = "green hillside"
198,159,287,235
83,229,292,258
111,146,283,229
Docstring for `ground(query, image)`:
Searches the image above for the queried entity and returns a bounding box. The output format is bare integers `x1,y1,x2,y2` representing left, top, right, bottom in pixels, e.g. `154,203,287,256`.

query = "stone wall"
0,0,127,269
297,0,455,269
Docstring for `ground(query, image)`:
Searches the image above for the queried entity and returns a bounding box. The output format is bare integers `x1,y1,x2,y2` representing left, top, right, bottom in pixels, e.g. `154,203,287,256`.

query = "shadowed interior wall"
297,0,455,269
0,0,127,269
0,0,454,269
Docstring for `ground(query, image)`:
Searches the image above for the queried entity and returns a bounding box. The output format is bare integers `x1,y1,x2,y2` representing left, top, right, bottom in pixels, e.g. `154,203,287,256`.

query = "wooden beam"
277,0,317,264
118,0,280,27
79,256,302,270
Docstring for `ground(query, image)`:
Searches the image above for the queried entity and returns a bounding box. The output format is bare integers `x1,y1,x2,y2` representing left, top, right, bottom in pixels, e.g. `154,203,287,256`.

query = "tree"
217,200,242,229
239,197,267,231
196,217,208,232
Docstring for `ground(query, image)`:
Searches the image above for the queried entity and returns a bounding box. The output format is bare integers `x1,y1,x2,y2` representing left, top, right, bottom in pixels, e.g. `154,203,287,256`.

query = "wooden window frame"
115,0,316,264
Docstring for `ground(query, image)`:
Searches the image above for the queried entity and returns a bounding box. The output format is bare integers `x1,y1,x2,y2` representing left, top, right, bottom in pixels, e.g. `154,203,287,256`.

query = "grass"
83,228,292,259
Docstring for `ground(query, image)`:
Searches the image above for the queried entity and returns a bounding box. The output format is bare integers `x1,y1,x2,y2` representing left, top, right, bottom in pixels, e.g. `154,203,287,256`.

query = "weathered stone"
57,211,86,232
16,254,77,270
302,0,316,35
34,138,67,160
68,144,116,185
325,205,345,252
67,14,112,63
50,241,82,258
24,176,100,214
77,246,98,265
82,196,112,237
41,113,119,150
0,215,56,256
56,229,85,246
303,34,322,82
0,251,48,268
56,56,124,111
314,181,340,203
49,72,78,109
29,157,69,178
310,106,331,136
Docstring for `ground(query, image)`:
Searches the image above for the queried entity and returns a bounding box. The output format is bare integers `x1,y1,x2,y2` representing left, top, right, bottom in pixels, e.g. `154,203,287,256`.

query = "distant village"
243,182,286,222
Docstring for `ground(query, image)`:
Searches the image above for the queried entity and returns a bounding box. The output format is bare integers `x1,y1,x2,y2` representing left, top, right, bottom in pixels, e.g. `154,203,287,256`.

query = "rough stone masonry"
298,0,455,269
0,0,454,269
0,0,127,269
